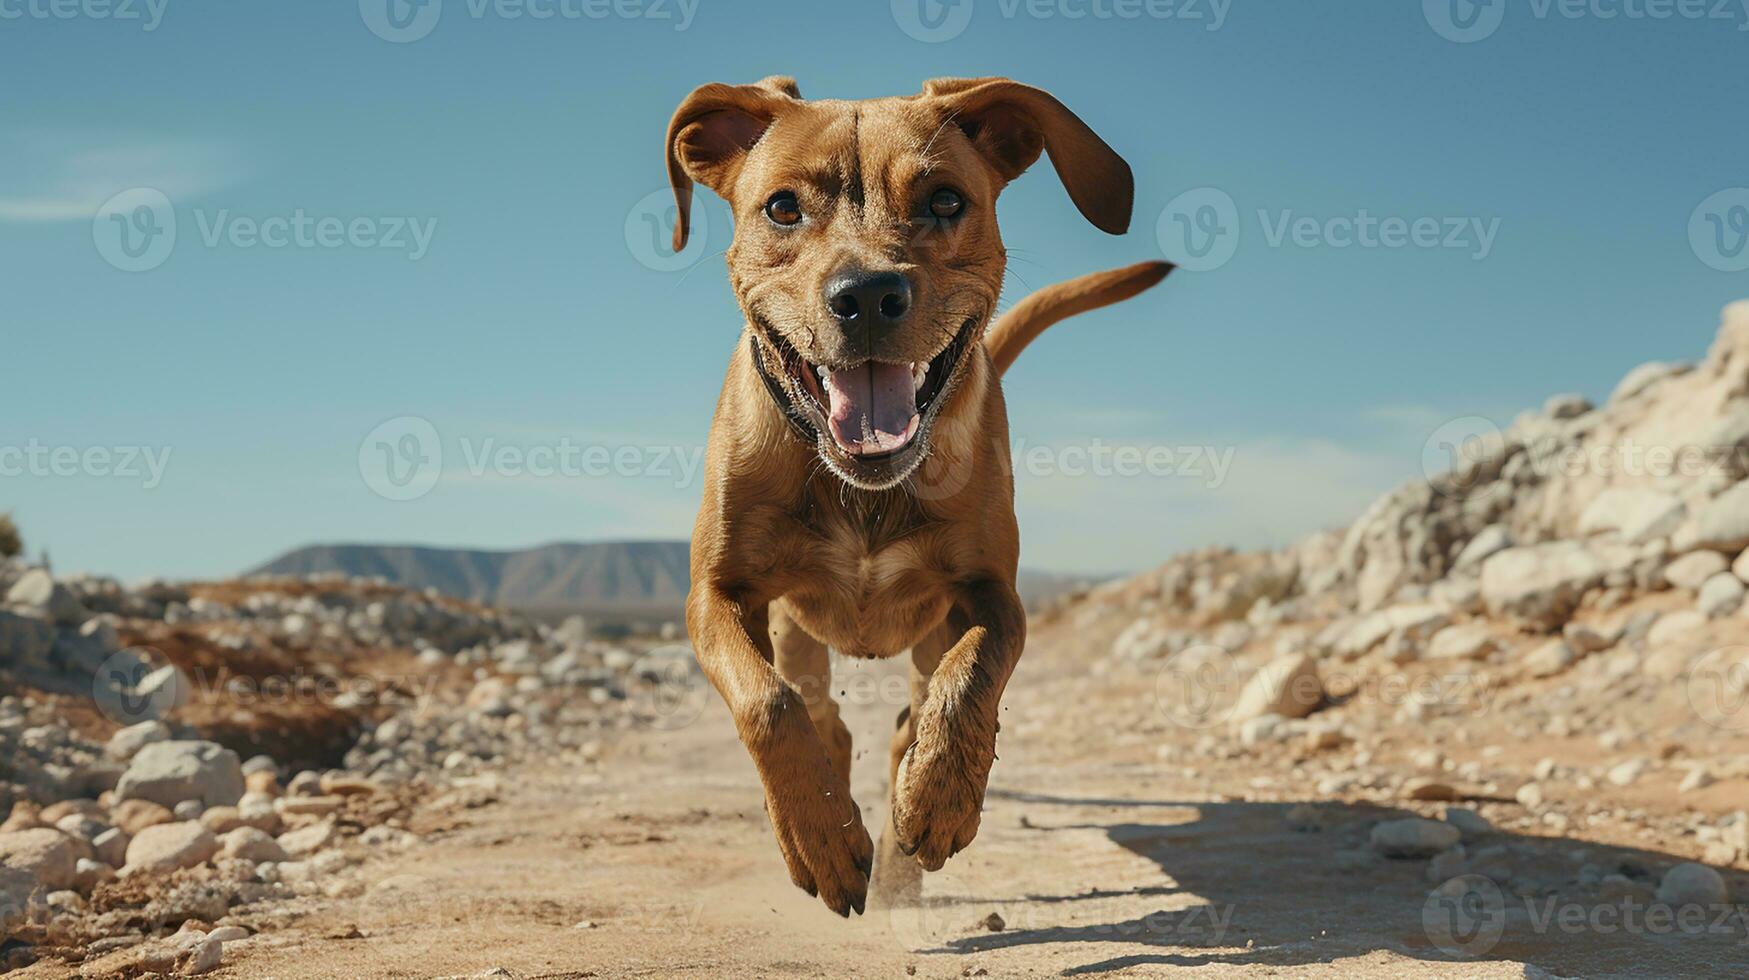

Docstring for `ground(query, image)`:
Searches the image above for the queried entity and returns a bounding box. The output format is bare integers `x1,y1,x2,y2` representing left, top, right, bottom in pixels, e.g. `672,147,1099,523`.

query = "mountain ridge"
249,540,1106,619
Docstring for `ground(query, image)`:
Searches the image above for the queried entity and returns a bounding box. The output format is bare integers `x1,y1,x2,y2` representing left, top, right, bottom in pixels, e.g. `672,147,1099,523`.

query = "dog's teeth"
816,365,830,385
911,361,927,391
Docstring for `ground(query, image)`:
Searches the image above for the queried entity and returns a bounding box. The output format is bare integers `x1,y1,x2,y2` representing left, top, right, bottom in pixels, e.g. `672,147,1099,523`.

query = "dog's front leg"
687,585,874,915
890,578,1026,871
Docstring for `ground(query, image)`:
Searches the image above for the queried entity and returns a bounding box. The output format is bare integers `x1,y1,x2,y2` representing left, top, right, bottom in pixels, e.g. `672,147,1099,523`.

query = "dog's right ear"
665,77,798,252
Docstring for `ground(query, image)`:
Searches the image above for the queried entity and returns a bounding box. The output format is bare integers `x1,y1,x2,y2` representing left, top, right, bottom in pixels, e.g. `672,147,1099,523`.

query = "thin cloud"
0,132,247,223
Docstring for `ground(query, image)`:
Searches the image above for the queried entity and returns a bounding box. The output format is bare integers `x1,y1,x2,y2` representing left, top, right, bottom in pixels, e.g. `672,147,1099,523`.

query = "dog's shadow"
907,789,1749,979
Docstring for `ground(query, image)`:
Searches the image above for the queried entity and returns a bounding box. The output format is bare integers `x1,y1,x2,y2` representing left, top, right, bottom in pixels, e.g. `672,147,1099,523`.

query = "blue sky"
3,0,1747,581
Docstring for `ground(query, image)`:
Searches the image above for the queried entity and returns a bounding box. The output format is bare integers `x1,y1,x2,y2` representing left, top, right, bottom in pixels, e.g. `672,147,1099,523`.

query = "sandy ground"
96,619,1731,980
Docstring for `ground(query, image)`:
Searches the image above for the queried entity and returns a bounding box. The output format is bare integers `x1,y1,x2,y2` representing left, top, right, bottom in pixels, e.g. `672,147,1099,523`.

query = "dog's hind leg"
870,622,951,908
769,600,852,787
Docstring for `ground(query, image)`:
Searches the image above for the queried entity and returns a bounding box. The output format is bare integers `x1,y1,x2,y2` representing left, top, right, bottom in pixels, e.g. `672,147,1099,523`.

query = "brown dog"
669,75,1169,916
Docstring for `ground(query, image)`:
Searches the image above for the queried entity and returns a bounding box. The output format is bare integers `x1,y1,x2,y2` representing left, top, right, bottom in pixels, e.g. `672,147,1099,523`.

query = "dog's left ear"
921,77,1133,235
665,76,799,252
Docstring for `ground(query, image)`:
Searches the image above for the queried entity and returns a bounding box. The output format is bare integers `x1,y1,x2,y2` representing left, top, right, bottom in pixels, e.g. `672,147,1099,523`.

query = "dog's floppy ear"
665,76,799,252
921,77,1133,235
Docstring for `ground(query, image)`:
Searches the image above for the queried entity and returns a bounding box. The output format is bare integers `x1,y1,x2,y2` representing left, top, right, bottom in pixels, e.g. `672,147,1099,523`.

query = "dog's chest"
782,496,957,656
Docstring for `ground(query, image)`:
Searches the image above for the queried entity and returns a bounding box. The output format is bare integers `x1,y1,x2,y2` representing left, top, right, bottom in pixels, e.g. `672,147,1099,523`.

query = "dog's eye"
929,189,964,220
765,192,803,227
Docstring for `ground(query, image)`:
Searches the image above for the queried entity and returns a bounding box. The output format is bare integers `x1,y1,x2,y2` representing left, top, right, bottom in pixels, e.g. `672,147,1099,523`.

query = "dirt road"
194,621,1748,980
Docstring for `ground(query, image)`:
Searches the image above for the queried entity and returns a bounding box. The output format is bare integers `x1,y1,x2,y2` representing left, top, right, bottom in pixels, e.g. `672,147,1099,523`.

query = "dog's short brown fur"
670,75,1169,916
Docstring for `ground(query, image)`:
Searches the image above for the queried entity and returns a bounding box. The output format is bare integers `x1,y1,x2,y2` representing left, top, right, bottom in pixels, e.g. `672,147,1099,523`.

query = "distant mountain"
249,541,1108,621
249,541,690,619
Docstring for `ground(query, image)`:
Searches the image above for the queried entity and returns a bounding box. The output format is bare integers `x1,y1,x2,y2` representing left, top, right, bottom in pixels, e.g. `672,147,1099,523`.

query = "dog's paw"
765,757,874,916
890,719,994,872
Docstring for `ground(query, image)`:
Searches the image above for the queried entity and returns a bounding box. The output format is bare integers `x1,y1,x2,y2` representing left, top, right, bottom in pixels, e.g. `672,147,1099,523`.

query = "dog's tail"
983,260,1173,377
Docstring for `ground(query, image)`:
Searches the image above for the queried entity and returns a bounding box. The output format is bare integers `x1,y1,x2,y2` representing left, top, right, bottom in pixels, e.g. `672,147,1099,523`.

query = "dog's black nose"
824,269,912,326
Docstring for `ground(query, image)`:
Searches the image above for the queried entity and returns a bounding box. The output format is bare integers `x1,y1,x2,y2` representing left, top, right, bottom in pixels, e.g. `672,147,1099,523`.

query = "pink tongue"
822,362,920,456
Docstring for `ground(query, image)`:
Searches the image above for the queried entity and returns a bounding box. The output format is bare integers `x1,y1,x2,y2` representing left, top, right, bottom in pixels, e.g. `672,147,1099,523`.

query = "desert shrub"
0,513,20,558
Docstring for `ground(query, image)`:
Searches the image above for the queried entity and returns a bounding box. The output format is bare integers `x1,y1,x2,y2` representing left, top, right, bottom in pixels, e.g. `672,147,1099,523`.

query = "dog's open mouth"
756,317,978,468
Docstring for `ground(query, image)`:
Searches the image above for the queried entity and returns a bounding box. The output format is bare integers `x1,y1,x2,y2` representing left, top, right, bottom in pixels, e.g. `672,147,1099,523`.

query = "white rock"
1666,550,1730,591
1610,360,1689,403
1370,818,1461,858
1698,572,1746,617
1607,758,1648,787
1579,488,1685,543
1562,621,1620,655
1426,623,1497,661
1454,526,1513,570
277,821,336,858
1229,654,1322,724
1657,862,1728,907
123,821,218,875
1646,610,1708,649
107,720,172,761
5,568,87,625
117,741,246,808
1480,542,1605,628
220,827,289,863
1525,639,1575,677
0,827,79,889
1690,482,1749,554
1237,713,1286,746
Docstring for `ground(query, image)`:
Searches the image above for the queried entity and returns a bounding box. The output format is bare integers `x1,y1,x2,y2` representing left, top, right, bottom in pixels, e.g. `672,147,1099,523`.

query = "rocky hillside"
1028,301,1749,944
0,558,689,973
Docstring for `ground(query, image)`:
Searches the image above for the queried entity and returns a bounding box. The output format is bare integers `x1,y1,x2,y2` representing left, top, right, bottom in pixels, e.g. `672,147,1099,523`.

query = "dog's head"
666,76,1133,490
